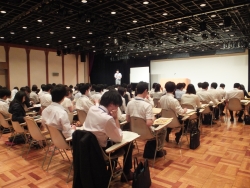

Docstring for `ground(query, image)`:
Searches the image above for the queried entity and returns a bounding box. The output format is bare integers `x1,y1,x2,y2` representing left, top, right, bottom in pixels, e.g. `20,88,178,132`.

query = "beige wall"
0,69,6,87
9,47,27,89
48,52,63,84
30,50,46,87
0,46,5,62
64,54,77,86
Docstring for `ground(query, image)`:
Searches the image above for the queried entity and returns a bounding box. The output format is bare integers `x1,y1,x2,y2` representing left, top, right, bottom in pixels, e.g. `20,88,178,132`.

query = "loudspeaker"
80,52,86,62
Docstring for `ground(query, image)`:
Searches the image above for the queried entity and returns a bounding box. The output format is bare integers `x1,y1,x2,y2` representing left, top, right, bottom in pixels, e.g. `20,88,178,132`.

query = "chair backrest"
47,125,71,150
153,98,160,108
130,117,154,140
161,109,182,128
181,104,194,109
68,113,74,124
0,112,11,129
228,98,242,111
9,114,25,133
24,117,46,141
77,110,87,124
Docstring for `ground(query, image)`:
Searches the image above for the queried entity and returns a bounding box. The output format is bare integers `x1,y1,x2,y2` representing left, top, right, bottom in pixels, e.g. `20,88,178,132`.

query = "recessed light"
10,32,15,34
173,37,177,39
133,20,137,23
163,51,166,53
131,49,133,50
200,3,206,7
36,36,40,38
25,40,29,42
58,40,62,42
211,14,216,18
89,31,93,34
64,46,67,48
1,10,6,14
46,44,50,45
76,43,80,45
144,55,146,57
189,28,193,31
50,31,54,34
93,50,96,52
230,34,234,36
127,32,130,35
22,26,27,29
155,49,158,50
163,13,168,16
157,54,159,56
106,43,109,45
170,52,173,54
66,26,70,29
81,0,87,3
72,36,76,38
111,11,116,15
171,46,174,48
143,1,149,5
87,41,90,43
219,23,223,25
0,37,4,39
225,29,229,32
177,21,182,24
190,44,193,46
37,19,42,22
216,44,219,46
211,41,214,43
136,54,138,55
92,46,95,48
149,52,151,54
202,49,204,51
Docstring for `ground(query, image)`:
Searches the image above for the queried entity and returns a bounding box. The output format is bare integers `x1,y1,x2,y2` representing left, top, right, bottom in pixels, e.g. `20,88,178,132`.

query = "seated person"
83,90,133,182
0,88,11,118
61,87,75,113
197,82,218,105
39,84,52,108
181,84,201,110
159,81,187,143
118,87,127,113
76,84,94,113
240,84,250,98
90,84,103,104
42,85,76,139
9,91,27,123
152,83,163,99
30,85,39,104
175,83,186,100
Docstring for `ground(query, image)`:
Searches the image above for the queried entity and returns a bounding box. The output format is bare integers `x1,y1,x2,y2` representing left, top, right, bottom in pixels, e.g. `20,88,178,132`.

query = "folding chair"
77,109,87,124
0,112,14,139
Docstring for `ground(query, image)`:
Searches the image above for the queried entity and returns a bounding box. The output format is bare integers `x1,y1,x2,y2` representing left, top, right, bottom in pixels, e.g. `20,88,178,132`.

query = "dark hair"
100,90,122,107
202,82,209,89
136,82,148,94
234,83,240,88
186,84,196,94
182,83,186,88
66,87,73,96
95,84,102,92
20,87,26,92
154,84,161,92
211,82,218,89
14,86,19,90
41,84,46,91
240,84,245,90
25,86,31,93
176,83,183,90
79,84,90,95
69,85,73,89
220,83,225,88
44,84,52,92
10,91,26,107
51,85,67,102
32,85,38,92
198,82,202,88
107,86,115,91
152,83,157,89
118,87,125,96
0,88,11,98
165,81,176,92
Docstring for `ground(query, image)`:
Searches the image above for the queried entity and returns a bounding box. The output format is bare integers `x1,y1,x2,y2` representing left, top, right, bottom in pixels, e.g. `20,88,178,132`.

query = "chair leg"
63,149,71,161
134,140,139,153
58,149,65,159
26,140,34,159
9,132,17,149
42,141,52,170
67,162,73,183
46,147,56,172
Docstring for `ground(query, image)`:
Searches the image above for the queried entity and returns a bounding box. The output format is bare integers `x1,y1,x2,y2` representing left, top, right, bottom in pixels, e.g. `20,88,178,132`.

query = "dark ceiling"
0,0,250,57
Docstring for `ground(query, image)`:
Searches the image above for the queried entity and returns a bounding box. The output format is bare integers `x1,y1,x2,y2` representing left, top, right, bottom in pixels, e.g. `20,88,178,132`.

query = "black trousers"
229,105,244,119
166,116,188,137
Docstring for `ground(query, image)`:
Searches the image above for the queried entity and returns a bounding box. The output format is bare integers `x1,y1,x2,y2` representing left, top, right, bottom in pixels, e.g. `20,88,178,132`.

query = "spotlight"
210,32,217,39
199,22,207,31
202,33,208,40
183,35,189,42
56,50,61,56
224,16,232,27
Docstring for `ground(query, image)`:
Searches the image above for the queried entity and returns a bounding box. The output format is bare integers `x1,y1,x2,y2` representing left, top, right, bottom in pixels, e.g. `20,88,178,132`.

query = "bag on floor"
132,158,151,188
190,126,200,150
143,140,165,159
244,115,250,125
8,134,26,144
202,114,212,125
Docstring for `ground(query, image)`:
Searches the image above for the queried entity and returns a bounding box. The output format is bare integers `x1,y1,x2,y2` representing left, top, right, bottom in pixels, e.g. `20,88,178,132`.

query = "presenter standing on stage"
114,70,122,85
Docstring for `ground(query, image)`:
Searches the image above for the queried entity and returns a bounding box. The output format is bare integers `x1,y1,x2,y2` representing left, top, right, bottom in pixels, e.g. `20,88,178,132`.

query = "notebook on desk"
186,109,196,114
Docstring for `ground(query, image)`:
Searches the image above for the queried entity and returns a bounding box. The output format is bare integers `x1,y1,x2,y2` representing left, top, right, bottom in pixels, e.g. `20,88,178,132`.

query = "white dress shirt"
75,95,94,113
11,89,18,101
0,99,10,118
61,97,73,113
196,89,218,105
74,91,82,101
208,88,220,101
42,102,74,139
91,92,102,102
39,92,52,107
114,73,122,79
126,97,154,120
120,96,127,113
196,88,202,93
159,93,185,116
181,94,201,110
217,87,226,100
83,105,123,147
30,91,39,104
152,91,163,99
225,88,244,100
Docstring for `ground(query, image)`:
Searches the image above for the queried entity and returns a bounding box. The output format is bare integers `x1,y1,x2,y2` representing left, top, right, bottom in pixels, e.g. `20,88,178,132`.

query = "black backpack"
244,115,250,125
190,126,200,149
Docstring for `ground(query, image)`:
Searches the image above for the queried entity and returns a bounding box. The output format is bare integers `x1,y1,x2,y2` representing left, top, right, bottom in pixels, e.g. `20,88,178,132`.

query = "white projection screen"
150,52,248,92
130,67,150,83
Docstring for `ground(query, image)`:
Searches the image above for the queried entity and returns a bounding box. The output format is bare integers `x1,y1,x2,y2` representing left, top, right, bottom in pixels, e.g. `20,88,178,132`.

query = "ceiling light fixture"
87,40,90,43
25,40,29,42
37,19,42,22
58,40,62,42
50,31,54,34
111,11,116,14
200,3,206,7
76,43,80,45
72,36,76,38
36,36,40,38
89,31,93,34
81,0,87,3
219,23,223,26
127,32,130,35
188,28,193,31
0,10,6,14
163,13,168,16
46,43,50,45
143,1,149,5
66,26,70,29
211,14,216,18
10,32,15,34
0,37,4,39
177,21,182,24
22,26,27,29
133,20,137,23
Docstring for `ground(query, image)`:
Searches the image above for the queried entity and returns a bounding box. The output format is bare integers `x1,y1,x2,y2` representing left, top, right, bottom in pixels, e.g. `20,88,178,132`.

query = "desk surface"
152,108,162,115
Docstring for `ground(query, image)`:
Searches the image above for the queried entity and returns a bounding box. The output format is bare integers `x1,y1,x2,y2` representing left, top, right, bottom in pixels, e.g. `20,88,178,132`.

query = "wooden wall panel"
48,52,62,84
64,54,76,86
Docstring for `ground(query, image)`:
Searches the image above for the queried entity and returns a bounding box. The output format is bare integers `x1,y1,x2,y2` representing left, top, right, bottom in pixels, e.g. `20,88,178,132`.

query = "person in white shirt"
149,83,157,97
74,84,82,102
159,81,187,143
30,85,39,104
225,83,244,122
39,84,52,108
114,70,122,85
197,82,218,105
83,90,133,182
76,84,94,113
175,83,186,100
90,84,103,104
11,87,19,101
61,87,74,113
38,84,46,98
152,84,163,99
208,82,221,119
42,85,75,139
217,83,226,116
196,82,202,93
118,87,127,113
0,88,11,118
181,84,201,110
